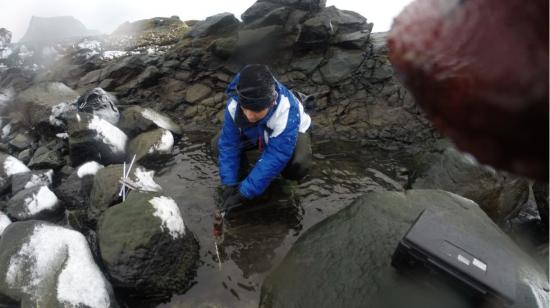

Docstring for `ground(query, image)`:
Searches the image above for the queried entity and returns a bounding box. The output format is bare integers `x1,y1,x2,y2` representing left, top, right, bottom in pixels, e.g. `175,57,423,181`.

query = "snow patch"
77,40,102,50
132,167,162,192
141,108,178,132
87,115,127,154
77,161,104,178
148,129,174,154
49,102,76,127
23,186,59,216
148,196,185,239
0,212,11,236
2,123,11,139
24,170,53,190
102,50,127,60
4,156,30,176
56,133,69,139
5,224,111,307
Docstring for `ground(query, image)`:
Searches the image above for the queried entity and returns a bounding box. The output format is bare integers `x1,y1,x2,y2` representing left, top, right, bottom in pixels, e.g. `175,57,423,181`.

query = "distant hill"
111,16,184,35
19,16,101,43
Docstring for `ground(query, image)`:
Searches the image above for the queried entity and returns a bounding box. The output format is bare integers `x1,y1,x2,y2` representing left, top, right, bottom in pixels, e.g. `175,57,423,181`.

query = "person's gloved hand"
221,185,238,200
221,189,246,216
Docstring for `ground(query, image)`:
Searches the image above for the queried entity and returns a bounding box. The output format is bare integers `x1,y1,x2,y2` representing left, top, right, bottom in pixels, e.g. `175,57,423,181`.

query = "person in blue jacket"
212,64,312,213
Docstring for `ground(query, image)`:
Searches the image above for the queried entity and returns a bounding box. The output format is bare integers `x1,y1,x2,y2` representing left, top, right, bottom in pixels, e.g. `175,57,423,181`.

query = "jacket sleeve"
239,102,300,199
218,105,241,186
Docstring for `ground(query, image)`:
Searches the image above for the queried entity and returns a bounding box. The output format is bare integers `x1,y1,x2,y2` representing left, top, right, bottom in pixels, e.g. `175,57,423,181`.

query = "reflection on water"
152,132,412,308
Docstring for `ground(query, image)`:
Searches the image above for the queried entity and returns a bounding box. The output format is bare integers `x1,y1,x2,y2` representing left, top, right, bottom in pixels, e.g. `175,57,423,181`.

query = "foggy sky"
0,0,413,42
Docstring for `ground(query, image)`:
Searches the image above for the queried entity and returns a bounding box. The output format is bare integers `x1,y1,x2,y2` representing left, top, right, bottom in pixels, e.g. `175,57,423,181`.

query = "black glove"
221,185,238,200
222,190,246,215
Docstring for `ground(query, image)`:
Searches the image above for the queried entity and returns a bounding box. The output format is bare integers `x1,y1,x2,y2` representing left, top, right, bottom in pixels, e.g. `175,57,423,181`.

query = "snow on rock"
49,101,77,127
141,108,182,134
0,212,11,237
3,155,30,176
24,170,53,190
132,167,162,192
0,87,14,107
1,222,114,307
1,123,11,140
77,161,104,178
148,196,185,239
148,129,174,154
23,186,59,216
88,115,128,155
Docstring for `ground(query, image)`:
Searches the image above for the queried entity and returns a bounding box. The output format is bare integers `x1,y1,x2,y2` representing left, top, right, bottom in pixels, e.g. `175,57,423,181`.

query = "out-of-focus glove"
221,190,246,216
221,185,238,200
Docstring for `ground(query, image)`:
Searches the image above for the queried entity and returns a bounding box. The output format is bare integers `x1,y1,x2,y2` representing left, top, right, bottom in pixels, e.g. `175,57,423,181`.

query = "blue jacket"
218,73,311,199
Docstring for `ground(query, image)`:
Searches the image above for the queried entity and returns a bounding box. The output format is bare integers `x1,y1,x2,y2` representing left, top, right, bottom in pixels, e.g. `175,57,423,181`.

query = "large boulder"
75,88,120,125
0,221,117,307
88,164,162,223
126,128,174,163
7,185,62,222
55,161,103,210
68,113,128,166
186,13,240,39
319,48,365,84
97,191,198,296
117,106,182,137
0,153,30,194
28,145,65,170
409,147,530,222
14,82,79,130
260,190,549,308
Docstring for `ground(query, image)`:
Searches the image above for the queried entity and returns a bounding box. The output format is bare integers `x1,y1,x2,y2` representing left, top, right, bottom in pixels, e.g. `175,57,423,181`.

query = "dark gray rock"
184,83,212,104
76,88,120,125
8,133,33,151
117,106,182,137
7,185,62,221
127,128,174,163
409,147,530,222
332,29,371,49
11,169,53,195
186,13,240,38
237,25,285,47
0,220,117,307
15,82,79,130
28,146,64,170
97,191,198,296
68,112,128,166
257,0,326,12
116,65,161,93
243,6,293,30
319,48,365,84
54,161,103,211
260,190,549,308
241,2,282,24
289,53,324,74
16,149,32,165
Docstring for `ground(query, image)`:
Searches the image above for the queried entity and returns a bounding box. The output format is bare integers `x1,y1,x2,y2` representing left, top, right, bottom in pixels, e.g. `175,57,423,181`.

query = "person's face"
241,101,274,123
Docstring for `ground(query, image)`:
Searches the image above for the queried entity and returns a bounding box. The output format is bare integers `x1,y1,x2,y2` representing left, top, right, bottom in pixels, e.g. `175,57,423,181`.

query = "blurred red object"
388,0,549,180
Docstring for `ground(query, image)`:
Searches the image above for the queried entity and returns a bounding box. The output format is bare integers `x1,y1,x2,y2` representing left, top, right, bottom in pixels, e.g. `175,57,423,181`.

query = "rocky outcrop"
408,147,530,223
260,190,549,308
0,28,11,47
0,221,117,307
97,191,198,296
19,16,100,43
76,88,120,125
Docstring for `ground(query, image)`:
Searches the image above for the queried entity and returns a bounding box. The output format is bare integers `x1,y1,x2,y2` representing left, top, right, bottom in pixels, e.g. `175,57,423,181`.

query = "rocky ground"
0,0,547,307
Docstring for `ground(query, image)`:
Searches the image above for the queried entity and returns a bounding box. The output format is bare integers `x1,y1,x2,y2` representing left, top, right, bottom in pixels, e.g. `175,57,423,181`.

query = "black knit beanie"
236,64,276,111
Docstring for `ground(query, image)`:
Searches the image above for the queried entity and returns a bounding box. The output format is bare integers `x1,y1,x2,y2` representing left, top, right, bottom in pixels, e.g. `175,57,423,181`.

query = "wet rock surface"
97,191,198,296
260,190,549,308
